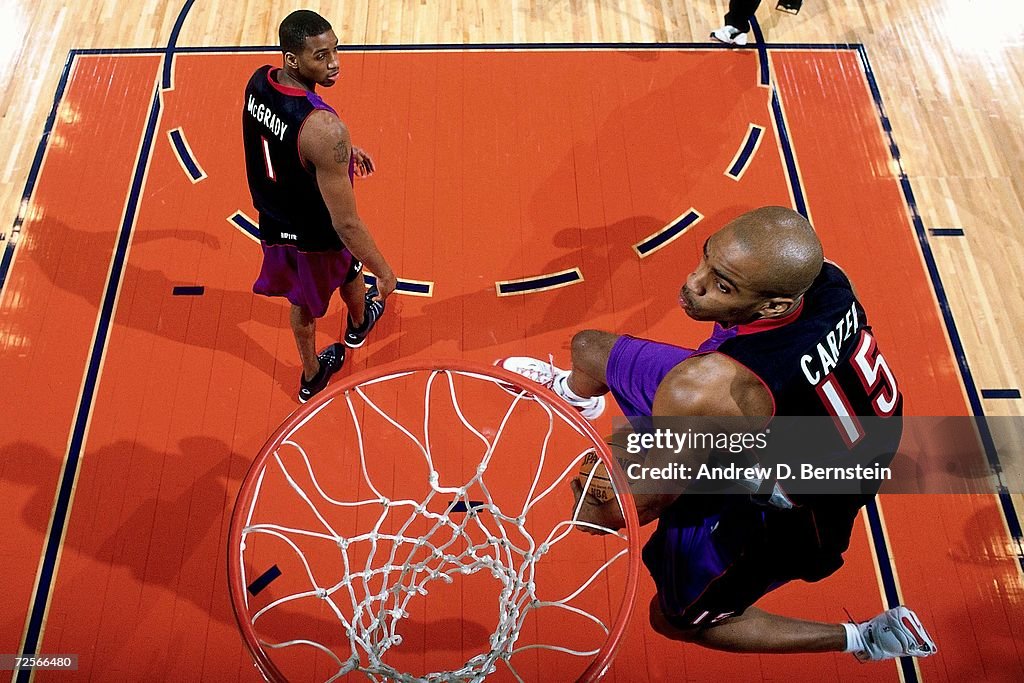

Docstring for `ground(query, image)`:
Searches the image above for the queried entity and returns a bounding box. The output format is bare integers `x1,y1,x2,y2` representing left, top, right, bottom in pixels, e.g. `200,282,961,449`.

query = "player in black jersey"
243,10,397,403
500,207,936,662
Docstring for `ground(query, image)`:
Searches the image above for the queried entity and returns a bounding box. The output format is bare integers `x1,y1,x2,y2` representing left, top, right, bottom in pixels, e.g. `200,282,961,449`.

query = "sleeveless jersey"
701,263,904,581
242,65,350,252
718,263,901,417
712,262,903,461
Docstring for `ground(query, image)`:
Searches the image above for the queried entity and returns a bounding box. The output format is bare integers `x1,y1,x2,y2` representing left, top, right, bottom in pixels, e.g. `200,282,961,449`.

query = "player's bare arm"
301,110,397,299
573,352,773,532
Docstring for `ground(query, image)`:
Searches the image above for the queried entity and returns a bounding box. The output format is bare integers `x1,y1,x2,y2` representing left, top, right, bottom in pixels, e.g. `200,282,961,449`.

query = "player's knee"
570,329,616,370
648,597,700,643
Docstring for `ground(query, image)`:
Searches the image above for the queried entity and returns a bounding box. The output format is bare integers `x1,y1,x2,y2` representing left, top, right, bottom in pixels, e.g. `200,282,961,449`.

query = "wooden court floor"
1,2,1023,682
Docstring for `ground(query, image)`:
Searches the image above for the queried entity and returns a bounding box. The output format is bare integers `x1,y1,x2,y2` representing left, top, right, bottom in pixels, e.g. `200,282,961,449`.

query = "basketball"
577,440,647,504
577,448,618,503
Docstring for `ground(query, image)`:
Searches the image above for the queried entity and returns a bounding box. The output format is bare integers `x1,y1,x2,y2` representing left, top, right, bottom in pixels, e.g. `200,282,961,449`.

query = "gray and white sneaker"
853,606,937,662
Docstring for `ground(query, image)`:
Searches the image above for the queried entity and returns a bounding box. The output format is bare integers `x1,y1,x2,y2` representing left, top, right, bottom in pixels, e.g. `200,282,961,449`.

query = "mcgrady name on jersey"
245,95,289,141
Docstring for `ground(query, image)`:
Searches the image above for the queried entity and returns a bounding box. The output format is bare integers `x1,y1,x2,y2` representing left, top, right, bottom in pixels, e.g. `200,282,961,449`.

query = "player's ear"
283,50,299,69
759,296,795,319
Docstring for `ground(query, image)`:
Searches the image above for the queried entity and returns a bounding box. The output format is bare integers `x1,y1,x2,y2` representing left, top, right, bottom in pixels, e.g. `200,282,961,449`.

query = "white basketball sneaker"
853,606,937,662
710,25,749,46
496,356,606,420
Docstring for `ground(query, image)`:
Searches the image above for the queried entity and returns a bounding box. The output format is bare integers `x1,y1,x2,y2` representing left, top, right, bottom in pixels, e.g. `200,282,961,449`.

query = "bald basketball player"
500,207,937,662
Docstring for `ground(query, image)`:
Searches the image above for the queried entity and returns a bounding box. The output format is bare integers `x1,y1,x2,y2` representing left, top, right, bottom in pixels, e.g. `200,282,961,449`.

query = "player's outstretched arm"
301,110,397,299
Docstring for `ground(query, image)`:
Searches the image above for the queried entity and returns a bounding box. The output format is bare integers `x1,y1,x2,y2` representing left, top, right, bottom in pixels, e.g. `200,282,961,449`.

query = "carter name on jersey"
800,301,861,385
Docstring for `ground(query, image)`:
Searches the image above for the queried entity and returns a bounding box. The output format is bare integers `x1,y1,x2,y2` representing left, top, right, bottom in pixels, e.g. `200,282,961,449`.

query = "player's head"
679,206,823,326
279,10,340,87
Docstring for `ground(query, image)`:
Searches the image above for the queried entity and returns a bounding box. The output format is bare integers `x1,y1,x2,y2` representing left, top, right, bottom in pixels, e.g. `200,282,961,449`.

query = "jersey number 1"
261,137,276,181
816,330,899,447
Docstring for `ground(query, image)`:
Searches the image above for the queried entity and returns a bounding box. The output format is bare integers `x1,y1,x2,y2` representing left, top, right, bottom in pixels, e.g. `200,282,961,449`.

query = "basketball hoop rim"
227,358,642,682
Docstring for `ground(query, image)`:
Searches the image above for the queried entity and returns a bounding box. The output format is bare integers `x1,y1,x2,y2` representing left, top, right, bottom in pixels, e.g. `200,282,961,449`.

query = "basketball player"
500,207,937,662
243,10,396,402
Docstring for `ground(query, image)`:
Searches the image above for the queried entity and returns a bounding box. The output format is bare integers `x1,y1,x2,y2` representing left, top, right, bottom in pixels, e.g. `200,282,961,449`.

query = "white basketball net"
236,369,633,682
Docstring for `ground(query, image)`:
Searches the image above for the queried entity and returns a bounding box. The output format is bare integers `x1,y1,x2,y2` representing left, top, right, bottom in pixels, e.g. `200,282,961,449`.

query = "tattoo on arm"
333,138,351,166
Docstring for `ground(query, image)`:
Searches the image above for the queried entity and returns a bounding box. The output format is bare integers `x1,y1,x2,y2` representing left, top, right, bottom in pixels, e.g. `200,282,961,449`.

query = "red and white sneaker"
496,356,606,420
853,606,937,662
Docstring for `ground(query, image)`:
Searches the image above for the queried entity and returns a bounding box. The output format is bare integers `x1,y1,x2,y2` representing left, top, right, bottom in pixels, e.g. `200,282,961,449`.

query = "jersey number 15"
815,330,899,447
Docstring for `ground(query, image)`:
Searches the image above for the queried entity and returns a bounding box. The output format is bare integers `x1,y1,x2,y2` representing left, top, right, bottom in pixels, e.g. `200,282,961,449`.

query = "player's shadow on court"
360,51,761,363
0,437,494,653
0,437,332,644
1,438,241,618
517,200,751,342
360,214,673,363
31,218,307,389
506,54,765,343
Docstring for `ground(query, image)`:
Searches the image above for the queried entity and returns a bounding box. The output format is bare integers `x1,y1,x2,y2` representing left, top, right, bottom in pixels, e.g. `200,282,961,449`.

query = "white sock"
553,373,592,405
842,622,866,653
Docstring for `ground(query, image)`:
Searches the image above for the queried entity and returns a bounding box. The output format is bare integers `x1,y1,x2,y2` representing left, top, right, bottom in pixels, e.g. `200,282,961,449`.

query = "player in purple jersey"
243,10,396,403
500,207,936,662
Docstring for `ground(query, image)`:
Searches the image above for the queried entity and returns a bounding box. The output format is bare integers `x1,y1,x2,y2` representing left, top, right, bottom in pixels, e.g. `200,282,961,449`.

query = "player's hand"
351,147,375,177
373,269,397,301
570,479,616,535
